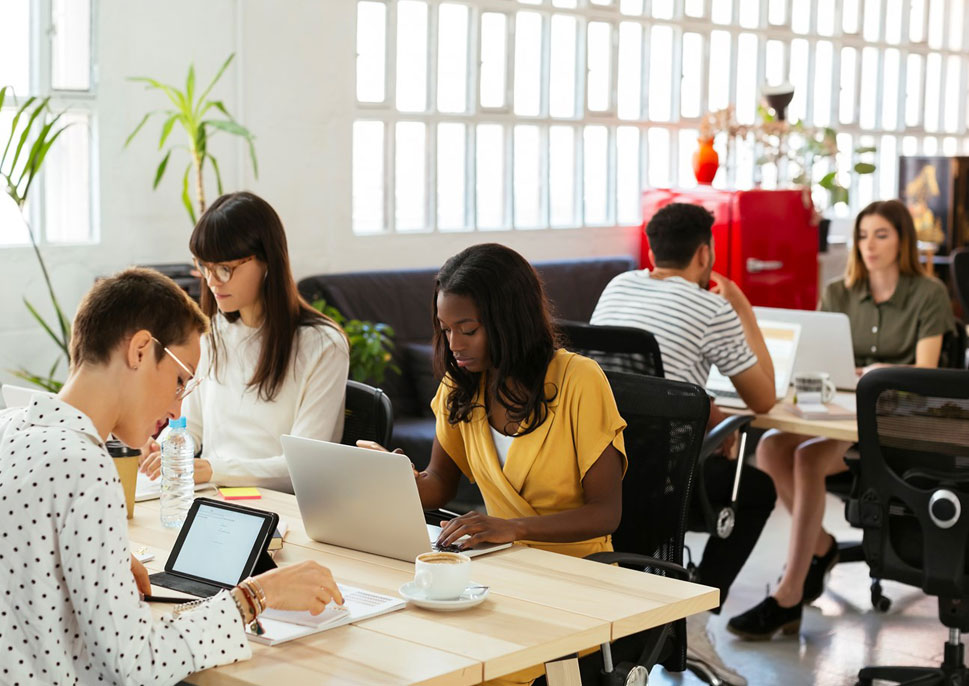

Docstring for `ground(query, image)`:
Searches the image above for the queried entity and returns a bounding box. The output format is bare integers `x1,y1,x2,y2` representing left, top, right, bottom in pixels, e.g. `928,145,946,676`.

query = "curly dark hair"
645,202,715,268
432,244,559,436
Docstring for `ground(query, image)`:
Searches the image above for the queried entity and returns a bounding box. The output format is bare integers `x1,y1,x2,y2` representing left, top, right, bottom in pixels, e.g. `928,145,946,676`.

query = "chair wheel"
872,594,891,612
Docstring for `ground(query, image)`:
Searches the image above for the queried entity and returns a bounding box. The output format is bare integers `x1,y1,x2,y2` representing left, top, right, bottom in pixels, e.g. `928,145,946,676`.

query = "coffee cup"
793,371,836,404
414,551,471,600
107,440,140,519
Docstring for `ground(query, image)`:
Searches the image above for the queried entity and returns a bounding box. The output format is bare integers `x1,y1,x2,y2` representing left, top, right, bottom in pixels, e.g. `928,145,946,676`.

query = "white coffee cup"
414,551,471,600
793,371,836,404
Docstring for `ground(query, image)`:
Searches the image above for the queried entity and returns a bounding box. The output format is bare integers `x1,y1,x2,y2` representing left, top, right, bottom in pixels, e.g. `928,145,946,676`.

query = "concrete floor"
650,493,956,686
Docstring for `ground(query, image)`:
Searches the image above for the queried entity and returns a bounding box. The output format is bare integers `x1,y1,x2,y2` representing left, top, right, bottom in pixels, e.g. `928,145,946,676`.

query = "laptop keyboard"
712,389,740,399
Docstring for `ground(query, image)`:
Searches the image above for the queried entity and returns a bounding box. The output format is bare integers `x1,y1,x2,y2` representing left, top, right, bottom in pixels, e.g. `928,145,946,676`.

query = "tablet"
150,498,278,597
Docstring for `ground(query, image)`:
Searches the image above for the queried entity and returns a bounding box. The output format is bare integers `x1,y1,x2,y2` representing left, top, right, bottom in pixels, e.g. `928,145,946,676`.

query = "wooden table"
131,491,718,685
724,389,858,443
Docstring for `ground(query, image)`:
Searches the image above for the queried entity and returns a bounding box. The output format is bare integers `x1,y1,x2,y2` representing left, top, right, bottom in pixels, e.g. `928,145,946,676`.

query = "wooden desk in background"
723,389,859,443
131,489,718,685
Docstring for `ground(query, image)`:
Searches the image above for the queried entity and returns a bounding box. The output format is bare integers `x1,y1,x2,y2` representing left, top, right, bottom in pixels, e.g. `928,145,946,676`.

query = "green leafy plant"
125,53,257,224
312,300,400,385
1,86,73,392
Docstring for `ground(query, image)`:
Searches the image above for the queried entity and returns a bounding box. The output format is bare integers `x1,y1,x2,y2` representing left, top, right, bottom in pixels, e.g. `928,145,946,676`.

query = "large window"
0,0,97,247
353,0,969,234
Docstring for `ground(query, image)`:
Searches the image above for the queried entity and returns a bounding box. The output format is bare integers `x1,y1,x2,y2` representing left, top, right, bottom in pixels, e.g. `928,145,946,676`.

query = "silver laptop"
281,435,512,562
754,307,858,390
1,384,53,409
705,320,802,409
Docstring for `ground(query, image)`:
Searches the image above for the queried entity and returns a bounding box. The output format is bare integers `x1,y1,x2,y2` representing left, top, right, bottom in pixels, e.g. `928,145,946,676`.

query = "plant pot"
693,138,719,185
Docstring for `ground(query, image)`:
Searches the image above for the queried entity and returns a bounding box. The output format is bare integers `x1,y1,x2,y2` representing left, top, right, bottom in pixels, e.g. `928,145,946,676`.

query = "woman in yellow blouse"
421,243,627,560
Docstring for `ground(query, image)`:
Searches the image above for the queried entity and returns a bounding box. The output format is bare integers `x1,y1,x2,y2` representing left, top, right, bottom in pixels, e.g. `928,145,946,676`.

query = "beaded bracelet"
245,577,268,612
236,584,265,636
240,578,266,615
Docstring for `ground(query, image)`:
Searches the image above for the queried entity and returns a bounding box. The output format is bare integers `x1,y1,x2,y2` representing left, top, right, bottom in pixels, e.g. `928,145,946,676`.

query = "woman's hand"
138,439,161,478
437,511,521,549
131,554,151,596
138,447,212,484
254,561,344,615
356,440,418,478
858,362,891,377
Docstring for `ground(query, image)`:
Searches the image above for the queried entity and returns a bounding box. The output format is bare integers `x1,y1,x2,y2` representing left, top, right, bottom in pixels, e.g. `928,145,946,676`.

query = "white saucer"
398,580,489,611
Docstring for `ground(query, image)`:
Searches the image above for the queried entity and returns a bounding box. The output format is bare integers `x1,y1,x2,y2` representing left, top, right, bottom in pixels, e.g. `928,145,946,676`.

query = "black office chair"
341,380,394,447
940,319,968,370
953,248,969,318
557,319,753,542
583,371,712,686
848,367,969,686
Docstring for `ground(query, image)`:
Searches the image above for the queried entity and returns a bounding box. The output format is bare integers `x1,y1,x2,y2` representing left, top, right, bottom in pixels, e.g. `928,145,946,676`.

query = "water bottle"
160,417,195,529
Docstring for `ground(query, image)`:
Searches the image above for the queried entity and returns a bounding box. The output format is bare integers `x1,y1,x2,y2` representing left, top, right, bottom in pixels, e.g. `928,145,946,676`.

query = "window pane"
863,0,881,41
768,0,786,25
881,49,900,131
679,129,698,188
949,0,964,49
587,22,612,112
707,30,731,113
356,2,386,102
51,0,91,90
549,126,576,227
680,33,702,119
858,47,878,129
647,127,670,187
514,125,542,228
943,136,958,155
480,13,507,108
739,0,759,27
792,0,810,33
685,0,704,17
924,53,941,132
905,53,923,127
549,15,577,118
649,25,674,121
652,0,674,19
514,12,542,116
927,0,944,48
437,123,467,230
843,0,860,33
616,126,641,225
839,47,857,124
712,0,732,24
944,56,961,133
902,135,918,155
45,112,92,242
584,125,608,225
813,41,833,126
476,124,505,229
620,0,644,15
396,1,428,112
0,1,30,93
880,135,897,200
765,40,785,88
910,0,926,42
352,121,384,234
552,0,577,6
923,136,939,155
395,122,426,231
736,34,758,125
437,3,468,113
817,0,835,35
885,0,903,43
788,39,809,122
618,22,643,120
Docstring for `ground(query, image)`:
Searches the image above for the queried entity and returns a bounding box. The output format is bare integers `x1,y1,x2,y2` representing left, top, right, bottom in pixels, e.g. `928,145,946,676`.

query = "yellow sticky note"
219,487,261,500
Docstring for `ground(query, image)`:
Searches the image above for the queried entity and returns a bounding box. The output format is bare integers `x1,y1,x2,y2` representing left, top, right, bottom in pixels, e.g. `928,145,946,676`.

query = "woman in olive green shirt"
728,200,954,640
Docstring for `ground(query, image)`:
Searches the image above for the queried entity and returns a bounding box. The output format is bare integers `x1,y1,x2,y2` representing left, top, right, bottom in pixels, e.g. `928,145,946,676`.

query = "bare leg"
754,430,806,514
772,438,852,607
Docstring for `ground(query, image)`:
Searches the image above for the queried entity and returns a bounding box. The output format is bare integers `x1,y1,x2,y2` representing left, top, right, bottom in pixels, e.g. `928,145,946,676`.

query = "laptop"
754,307,858,390
281,435,512,562
705,320,802,409
2,384,53,409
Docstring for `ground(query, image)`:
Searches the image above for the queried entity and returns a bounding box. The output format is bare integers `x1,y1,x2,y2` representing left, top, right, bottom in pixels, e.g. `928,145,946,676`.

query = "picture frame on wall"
898,156,969,254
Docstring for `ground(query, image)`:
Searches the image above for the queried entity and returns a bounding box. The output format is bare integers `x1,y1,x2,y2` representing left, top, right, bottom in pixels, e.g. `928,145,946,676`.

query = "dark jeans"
687,455,776,612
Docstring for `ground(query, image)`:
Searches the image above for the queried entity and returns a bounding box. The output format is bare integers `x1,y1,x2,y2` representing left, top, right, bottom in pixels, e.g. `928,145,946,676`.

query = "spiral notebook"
247,584,405,645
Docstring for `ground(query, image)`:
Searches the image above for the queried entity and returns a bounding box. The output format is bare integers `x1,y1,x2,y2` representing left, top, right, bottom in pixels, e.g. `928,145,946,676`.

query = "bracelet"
237,583,259,617
239,579,264,616
245,577,268,611
233,585,266,636
229,588,252,623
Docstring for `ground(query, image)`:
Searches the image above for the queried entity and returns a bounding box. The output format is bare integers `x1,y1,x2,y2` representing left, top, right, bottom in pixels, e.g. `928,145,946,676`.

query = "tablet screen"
170,502,268,585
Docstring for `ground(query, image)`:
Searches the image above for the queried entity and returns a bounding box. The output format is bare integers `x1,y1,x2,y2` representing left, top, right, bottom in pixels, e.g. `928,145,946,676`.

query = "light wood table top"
132,490,717,685
724,389,859,443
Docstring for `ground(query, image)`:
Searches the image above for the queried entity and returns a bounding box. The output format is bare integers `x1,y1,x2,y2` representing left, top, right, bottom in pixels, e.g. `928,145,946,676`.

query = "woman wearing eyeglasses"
139,192,349,493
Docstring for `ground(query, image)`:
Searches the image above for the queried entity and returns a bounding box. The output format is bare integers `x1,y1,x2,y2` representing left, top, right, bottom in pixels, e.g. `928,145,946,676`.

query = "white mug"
414,551,471,600
793,371,836,404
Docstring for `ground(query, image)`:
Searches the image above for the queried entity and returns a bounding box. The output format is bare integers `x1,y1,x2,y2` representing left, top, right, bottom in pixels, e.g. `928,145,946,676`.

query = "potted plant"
311,299,400,385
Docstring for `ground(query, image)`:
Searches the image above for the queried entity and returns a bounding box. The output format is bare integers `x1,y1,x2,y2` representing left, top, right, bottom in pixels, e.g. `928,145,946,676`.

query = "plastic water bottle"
160,417,195,529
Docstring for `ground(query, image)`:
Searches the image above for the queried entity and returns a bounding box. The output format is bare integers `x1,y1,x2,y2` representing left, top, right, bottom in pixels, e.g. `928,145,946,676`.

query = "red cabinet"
640,188,819,310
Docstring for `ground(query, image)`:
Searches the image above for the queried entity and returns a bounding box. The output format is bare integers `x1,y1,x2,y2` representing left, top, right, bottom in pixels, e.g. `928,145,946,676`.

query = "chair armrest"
585,552,690,580
699,415,754,463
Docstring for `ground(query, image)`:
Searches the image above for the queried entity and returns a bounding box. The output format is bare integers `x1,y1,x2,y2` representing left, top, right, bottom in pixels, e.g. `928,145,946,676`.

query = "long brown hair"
845,199,924,288
433,243,559,436
189,192,344,401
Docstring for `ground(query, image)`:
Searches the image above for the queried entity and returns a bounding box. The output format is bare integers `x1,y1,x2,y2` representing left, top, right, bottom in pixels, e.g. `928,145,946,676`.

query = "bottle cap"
168,416,187,429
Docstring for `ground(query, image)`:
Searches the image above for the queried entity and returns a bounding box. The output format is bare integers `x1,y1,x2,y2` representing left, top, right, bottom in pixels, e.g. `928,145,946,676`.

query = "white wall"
0,0,641,388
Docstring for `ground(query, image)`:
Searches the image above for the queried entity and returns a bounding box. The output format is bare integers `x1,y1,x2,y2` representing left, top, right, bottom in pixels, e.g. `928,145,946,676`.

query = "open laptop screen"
707,321,801,398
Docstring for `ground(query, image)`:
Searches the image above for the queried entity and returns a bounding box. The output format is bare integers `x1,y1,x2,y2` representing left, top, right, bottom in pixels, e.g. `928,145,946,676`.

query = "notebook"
249,584,405,645
135,471,216,502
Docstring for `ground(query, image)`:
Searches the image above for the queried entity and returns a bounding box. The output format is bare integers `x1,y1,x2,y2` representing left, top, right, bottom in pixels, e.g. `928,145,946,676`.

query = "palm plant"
1,86,73,391
125,53,258,224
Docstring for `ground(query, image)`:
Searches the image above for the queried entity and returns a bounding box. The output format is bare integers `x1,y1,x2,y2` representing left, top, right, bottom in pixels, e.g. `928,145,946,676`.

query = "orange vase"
692,137,719,185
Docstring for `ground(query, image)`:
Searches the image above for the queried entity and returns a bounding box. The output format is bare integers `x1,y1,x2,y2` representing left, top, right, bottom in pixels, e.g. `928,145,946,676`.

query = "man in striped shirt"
592,202,777,686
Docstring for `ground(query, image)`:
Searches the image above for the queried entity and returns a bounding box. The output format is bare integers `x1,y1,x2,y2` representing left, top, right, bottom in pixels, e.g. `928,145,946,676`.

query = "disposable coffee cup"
414,551,471,600
107,440,140,519
793,371,836,404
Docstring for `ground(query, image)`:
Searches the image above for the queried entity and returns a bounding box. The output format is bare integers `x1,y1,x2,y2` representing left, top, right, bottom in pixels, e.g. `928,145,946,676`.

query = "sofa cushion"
403,343,439,418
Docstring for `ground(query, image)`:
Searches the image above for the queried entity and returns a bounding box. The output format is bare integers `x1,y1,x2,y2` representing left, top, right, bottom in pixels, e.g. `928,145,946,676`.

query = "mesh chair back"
855,368,969,611
605,371,709,568
559,320,664,377
341,380,394,448
953,248,969,317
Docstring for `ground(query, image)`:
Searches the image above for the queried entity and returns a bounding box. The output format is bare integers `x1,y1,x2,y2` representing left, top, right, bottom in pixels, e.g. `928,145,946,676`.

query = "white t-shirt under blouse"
0,396,251,685
184,315,350,493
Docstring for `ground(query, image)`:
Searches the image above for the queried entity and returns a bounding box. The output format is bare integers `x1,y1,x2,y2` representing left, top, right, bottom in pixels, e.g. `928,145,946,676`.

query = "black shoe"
802,536,839,603
726,597,802,641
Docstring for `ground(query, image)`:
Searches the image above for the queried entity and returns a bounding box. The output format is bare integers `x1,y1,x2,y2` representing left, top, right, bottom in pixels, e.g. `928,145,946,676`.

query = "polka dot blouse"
0,396,252,685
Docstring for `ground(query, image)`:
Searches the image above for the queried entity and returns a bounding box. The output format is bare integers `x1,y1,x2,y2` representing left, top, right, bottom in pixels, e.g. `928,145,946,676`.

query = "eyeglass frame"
193,255,256,285
150,336,201,400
